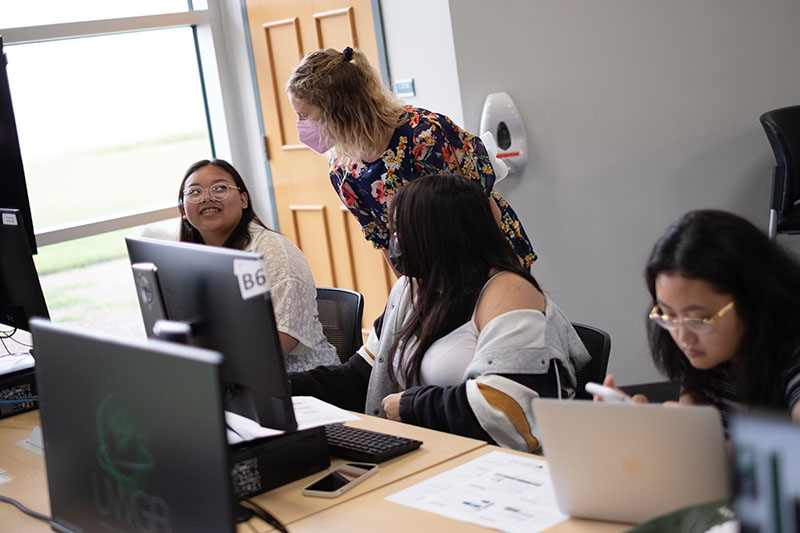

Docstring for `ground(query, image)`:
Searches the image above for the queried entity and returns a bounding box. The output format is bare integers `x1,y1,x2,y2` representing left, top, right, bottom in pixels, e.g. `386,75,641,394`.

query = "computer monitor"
125,236,297,431
30,318,236,533
0,208,48,331
0,36,38,253
731,412,800,533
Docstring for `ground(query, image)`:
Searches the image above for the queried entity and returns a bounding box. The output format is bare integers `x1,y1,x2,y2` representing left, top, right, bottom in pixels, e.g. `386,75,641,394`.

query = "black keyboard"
323,424,422,463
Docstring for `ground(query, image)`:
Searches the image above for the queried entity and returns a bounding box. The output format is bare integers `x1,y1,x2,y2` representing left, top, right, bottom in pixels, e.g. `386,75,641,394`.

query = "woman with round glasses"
599,210,800,424
178,158,338,372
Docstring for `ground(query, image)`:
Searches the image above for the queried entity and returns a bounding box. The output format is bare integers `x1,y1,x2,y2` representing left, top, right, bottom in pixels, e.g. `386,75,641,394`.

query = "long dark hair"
388,174,540,386
645,209,800,407
178,159,265,250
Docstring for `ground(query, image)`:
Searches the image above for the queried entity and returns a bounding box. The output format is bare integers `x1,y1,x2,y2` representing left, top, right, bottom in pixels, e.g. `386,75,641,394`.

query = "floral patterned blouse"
328,107,536,267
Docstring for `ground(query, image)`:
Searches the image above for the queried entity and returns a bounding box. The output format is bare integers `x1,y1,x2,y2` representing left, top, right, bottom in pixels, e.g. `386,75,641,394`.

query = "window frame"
0,2,276,247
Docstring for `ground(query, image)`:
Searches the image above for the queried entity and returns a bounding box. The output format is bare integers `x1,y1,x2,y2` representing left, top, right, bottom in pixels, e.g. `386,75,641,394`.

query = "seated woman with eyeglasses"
178,158,338,372
289,174,590,451
597,210,800,424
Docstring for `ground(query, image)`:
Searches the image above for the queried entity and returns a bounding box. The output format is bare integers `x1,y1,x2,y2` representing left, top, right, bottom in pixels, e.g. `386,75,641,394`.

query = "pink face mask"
296,120,333,154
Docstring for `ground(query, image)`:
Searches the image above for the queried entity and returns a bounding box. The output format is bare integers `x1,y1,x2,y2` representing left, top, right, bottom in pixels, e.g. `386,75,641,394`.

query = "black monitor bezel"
0,207,49,331
125,235,297,431
0,36,38,254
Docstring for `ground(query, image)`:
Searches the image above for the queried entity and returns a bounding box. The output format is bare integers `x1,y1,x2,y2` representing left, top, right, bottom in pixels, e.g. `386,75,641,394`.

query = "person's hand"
593,374,648,404
381,392,403,421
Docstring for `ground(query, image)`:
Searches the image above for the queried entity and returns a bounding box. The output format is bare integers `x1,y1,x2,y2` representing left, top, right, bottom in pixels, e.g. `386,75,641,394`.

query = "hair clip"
342,46,354,62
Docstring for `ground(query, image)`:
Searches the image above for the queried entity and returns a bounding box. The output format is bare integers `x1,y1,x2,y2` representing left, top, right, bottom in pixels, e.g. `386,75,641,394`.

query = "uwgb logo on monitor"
91,394,173,532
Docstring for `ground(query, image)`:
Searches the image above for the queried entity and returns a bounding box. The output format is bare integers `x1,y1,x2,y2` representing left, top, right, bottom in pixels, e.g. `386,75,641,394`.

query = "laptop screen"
31,319,235,533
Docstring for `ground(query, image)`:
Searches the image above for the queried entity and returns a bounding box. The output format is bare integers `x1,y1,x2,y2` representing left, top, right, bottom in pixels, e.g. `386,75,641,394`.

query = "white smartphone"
584,382,634,403
302,462,379,498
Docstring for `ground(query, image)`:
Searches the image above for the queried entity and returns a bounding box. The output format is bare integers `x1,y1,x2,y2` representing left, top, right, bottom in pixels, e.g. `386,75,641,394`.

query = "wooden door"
244,0,395,332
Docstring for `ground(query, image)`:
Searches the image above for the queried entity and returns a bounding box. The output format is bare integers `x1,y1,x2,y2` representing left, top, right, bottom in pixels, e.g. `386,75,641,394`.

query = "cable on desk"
241,499,290,533
0,397,38,405
0,494,72,533
0,329,34,354
0,335,14,355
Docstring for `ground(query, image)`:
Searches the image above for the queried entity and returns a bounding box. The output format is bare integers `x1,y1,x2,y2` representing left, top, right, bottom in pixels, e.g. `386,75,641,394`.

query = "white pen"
585,382,634,403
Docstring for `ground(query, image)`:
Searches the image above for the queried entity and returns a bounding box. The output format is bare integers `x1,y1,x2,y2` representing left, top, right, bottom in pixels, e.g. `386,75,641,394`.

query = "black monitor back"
0,208,48,330
125,236,296,431
30,318,236,533
0,36,37,253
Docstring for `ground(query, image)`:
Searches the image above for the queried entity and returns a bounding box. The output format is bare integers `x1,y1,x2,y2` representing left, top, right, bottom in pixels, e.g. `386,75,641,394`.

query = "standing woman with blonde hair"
286,47,537,269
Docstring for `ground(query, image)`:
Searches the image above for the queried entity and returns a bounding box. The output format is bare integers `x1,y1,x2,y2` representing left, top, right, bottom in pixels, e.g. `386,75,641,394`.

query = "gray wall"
379,0,464,125
383,0,800,384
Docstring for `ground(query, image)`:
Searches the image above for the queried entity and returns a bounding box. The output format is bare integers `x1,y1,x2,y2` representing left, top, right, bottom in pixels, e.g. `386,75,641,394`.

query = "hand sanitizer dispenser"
479,92,528,175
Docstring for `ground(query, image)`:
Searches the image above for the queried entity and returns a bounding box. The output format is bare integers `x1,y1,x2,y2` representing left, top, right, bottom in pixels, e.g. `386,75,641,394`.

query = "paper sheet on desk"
386,450,568,533
0,352,35,375
226,395,359,444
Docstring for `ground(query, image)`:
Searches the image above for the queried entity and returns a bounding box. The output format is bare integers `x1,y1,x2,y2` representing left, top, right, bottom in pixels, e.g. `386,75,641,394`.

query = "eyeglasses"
648,301,735,334
182,184,241,204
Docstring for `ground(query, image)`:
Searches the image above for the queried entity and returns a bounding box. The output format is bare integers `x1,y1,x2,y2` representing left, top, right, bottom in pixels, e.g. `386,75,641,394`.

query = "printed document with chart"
386,450,568,532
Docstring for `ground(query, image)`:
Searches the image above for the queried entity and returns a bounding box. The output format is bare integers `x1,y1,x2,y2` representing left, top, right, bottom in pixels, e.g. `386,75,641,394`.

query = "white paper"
292,395,360,429
386,450,568,533
0,352,35,376
225,396,359,444
225,411,284,444
14,427,44,456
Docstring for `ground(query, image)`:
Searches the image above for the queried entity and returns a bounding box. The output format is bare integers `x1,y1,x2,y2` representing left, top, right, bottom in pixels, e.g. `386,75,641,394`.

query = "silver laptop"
532,399,731,524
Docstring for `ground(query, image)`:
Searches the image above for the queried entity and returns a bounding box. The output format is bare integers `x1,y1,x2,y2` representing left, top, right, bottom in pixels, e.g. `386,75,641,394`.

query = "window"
0,2,228,339
0,0,202,28
8,29,211,227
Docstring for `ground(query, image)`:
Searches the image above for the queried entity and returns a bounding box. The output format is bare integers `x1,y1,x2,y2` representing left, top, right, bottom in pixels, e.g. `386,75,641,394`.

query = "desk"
241,414,488,532
0,410,49,532
1,411,486,532
285,446,631,533
1,411,631,533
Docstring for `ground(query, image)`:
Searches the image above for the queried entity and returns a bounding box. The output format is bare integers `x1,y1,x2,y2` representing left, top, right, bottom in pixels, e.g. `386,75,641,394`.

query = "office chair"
760,105,800,240
316,287,364,363
571,323,611,400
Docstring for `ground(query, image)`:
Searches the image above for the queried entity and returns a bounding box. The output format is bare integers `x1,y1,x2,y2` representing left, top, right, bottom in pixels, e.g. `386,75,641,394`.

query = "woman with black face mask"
289,174,589,452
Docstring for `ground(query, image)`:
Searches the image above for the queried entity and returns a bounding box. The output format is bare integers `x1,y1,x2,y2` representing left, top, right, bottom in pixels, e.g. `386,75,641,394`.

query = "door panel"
245,0,393,332
314,8,359,49
261,17,305,150
290,204,336,287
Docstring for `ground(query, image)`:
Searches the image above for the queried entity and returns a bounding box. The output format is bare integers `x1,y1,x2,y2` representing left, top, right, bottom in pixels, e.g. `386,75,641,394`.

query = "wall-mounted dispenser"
479,92,528,176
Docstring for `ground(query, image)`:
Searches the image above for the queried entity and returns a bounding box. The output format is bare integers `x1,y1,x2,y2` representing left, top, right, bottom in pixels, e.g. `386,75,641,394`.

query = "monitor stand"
151,320,329,499
153,319,297,431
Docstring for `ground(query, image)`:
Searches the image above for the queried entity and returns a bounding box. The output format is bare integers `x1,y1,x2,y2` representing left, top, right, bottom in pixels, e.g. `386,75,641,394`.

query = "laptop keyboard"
323,424,422,463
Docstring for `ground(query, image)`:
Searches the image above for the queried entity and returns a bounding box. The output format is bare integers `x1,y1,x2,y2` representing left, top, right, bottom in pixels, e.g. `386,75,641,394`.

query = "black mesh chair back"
316,287,364,363
760,105,800,239
571,323,611,400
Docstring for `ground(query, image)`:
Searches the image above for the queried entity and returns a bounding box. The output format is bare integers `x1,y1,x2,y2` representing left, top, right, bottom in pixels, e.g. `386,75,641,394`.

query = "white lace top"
244,222,338,372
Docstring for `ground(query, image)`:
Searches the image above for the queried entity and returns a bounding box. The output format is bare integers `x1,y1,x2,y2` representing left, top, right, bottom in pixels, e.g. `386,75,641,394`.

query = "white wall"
379,0,464,125
383,0,800,384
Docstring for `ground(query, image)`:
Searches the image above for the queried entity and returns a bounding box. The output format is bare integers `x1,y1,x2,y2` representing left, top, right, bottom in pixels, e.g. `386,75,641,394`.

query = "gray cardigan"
358,277,590,451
